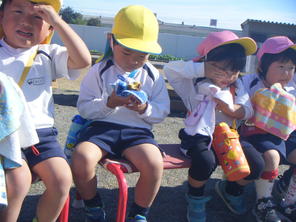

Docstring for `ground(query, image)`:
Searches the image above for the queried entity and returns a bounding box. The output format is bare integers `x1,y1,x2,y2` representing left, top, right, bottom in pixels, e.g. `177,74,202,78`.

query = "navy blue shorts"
286,131,296,156
283,130,296,164
22,127,66,168
242,133,286,158
77,121,158,157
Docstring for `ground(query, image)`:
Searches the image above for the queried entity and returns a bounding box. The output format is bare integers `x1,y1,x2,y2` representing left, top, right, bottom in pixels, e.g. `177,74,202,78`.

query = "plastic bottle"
64,115,88,161
212,122,250,181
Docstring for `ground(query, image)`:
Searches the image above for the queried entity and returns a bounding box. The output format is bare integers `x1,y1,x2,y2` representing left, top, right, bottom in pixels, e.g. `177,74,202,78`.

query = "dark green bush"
149,54,182,62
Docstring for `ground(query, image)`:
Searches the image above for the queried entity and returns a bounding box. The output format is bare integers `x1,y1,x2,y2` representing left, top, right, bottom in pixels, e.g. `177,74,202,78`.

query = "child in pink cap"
240,36,296,222
164,31,264,222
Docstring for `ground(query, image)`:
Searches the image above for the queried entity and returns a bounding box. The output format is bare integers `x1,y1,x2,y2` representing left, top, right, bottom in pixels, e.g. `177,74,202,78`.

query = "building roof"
241,19,296,27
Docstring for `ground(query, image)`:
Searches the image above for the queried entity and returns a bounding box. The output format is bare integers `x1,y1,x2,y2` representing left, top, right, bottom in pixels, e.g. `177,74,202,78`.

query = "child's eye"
34,15,42,20
14,10,22,14
122,52,131,56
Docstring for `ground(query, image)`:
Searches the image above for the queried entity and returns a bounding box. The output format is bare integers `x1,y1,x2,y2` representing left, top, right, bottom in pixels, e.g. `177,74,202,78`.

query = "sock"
225,181,244,196
255,178,275,200
188,183,205,197
128,202,149,218
84,192,103,208
282,168,296,206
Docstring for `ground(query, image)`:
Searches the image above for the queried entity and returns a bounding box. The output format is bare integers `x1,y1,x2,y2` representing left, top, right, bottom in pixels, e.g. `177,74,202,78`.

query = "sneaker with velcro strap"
84,206,106,222
126,214,147,222
278,199,296,222
252,197,281,222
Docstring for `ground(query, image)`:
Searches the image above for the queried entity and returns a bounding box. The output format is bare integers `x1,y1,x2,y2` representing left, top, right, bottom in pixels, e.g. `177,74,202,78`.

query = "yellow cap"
30,0,62,13
0,0,62,44
112,5,162,54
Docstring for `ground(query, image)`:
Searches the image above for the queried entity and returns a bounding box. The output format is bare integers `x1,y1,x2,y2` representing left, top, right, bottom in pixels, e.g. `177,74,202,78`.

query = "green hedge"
90,50,182,62
149,54,182,62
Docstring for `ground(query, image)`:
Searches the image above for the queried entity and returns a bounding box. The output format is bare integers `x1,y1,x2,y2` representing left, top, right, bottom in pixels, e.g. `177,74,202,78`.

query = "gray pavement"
18,71,288,222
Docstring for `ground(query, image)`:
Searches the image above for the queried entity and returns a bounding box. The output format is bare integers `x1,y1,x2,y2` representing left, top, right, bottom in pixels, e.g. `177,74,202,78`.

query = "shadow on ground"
19,178,258,222
53,93,79,107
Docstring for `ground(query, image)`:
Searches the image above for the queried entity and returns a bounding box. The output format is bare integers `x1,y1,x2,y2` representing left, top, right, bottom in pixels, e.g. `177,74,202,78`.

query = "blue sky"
63,0,296,30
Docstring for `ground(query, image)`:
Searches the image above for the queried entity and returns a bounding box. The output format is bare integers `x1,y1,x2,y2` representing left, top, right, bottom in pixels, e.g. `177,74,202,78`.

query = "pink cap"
193,30,257,61
257,36,296,62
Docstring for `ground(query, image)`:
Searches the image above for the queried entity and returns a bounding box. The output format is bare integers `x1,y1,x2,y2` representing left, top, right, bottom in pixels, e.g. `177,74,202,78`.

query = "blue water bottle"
64,115,88,161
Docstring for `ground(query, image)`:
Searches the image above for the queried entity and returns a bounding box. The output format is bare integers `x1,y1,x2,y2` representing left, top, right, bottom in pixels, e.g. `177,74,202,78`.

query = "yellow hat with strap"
112,5,162,54
0,0,62,44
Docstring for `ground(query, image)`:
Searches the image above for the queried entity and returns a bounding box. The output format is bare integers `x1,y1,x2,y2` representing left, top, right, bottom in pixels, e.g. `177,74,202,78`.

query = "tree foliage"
60,6,101,27
87,18,101,26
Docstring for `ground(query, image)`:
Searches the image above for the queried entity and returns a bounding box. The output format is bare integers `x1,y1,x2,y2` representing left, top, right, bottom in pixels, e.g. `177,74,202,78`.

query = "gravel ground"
18,63,288,222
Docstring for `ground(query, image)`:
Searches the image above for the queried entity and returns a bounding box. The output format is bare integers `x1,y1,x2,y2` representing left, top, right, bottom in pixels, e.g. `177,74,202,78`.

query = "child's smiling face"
264,60,295,88
0,0,52,48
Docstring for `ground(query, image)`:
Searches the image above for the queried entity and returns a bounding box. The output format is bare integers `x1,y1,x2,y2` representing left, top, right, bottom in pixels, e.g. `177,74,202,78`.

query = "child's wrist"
138,103,148,114
107,96,116,109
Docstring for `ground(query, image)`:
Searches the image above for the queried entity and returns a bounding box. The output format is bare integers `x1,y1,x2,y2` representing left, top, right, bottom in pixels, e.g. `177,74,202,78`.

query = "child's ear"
107,33,112,41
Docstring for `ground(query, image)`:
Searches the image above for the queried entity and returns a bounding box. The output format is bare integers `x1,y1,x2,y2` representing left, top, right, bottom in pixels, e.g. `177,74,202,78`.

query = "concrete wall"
52,24,255,73
51,24,204,60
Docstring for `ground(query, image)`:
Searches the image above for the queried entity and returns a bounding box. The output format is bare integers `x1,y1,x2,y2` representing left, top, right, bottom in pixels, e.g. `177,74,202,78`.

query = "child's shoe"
215,180,247,215
252,197,281,222
84,206,106,222
126,214,147,222
278,200,296,222
186,194,211,222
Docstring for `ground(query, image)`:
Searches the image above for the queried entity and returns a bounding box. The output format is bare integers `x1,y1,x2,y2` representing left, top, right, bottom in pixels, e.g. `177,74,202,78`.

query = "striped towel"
252,83,296,140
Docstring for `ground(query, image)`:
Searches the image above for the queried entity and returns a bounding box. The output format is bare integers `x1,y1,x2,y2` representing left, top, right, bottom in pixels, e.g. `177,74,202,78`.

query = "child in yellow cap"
0,0,91,221
71,5,169,222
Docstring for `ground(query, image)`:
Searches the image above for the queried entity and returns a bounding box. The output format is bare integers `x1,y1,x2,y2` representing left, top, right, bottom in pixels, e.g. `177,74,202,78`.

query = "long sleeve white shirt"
77,59,170,130
164,60,254,127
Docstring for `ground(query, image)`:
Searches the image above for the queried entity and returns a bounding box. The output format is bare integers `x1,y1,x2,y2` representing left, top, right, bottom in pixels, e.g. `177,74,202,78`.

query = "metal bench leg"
106,163,129,222
58,194,70,222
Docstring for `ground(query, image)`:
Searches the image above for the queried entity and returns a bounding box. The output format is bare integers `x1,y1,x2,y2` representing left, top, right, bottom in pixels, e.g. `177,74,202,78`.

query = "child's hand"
124,96,148,114
214,98,234,114
32,4,61,27
107,91,133,109
214,98,245,119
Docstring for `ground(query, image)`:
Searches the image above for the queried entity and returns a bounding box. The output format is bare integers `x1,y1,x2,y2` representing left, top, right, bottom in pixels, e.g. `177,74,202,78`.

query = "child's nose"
20,15,33,26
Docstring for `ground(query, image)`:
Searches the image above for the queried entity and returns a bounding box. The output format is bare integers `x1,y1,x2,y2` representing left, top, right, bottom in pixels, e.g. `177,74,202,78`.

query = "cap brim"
114,35,162,55
221,37,257,56
290,45,296,51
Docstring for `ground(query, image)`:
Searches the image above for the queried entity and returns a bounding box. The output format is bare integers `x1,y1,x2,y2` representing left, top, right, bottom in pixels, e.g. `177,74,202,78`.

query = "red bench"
73,144,190,222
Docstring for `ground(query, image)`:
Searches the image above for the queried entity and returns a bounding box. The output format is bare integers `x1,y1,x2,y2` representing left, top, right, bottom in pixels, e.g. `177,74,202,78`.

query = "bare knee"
72,142,104,180
131,148,163,180
263,150,280,170
6,163,31,199
46,169,72,197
